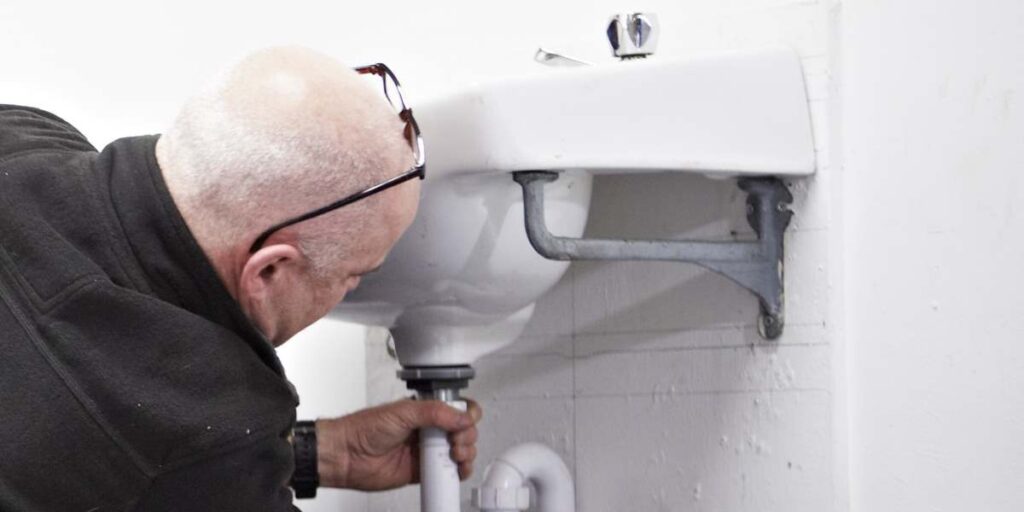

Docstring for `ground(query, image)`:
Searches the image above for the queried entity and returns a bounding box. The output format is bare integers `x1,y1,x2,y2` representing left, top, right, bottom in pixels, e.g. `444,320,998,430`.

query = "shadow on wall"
573,172,769,339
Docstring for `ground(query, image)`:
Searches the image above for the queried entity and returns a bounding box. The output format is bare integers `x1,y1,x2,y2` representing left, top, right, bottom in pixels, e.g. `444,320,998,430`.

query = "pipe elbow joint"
473,443,575,512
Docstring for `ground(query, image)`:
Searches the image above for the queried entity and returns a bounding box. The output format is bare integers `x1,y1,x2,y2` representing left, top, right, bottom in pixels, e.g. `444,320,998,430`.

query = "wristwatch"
291,420,319,499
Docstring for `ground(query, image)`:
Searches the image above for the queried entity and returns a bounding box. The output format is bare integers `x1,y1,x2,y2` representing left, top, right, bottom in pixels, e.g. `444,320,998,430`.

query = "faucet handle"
606,13,659,59
534,47,591,67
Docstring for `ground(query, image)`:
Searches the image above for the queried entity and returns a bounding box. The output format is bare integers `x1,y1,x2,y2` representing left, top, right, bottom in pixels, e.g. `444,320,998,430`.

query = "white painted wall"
843,1,1024,511
278,320,369,512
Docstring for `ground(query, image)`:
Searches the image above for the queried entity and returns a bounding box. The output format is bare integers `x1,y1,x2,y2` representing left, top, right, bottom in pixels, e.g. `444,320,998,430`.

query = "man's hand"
316,398,482,491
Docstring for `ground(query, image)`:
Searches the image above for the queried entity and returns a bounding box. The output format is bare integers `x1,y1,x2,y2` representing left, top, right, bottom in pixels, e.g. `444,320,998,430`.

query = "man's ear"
237,244,304,325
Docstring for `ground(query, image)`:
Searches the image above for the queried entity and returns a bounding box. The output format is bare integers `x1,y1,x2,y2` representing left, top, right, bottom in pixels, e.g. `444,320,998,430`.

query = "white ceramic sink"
330,47,816,367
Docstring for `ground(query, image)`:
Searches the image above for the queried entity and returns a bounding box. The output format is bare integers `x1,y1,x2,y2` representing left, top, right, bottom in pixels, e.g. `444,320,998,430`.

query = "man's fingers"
450,443,477,464
458,461,474,481
403,395,479,432
465,399,483,424
450,425,478,447
404,400,473,431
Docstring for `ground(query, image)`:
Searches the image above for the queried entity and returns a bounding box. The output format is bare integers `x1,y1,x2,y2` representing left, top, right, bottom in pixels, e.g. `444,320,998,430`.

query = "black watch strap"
291,420,319,499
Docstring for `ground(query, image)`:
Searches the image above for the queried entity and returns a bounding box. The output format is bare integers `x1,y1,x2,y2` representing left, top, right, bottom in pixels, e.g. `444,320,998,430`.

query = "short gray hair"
160,47,411,274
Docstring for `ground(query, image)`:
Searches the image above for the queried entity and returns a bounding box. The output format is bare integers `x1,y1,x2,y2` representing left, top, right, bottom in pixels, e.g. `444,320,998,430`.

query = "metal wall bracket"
513,171,793,339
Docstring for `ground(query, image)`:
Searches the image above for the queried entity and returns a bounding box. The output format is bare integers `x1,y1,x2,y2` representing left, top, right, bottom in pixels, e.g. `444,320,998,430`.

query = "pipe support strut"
513,171,792,339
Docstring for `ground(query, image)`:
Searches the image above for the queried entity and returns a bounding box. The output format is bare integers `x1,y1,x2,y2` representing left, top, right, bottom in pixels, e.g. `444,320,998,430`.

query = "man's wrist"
315,418,351,489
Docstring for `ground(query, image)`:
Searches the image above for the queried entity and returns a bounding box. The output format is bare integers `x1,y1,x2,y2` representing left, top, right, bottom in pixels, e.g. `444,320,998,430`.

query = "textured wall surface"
843,1,1024,511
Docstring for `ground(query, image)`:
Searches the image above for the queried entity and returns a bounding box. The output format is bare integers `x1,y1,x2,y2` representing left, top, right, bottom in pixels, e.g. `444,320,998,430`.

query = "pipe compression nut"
397,365,475,396
472,482,531,511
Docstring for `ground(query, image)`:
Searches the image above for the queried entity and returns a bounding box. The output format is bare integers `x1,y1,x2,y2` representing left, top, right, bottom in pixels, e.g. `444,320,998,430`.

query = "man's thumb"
409,400,471,431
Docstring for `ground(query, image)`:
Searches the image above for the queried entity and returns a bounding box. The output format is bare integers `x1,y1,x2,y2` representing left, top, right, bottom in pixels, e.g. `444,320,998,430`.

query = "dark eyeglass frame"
248,63,426,253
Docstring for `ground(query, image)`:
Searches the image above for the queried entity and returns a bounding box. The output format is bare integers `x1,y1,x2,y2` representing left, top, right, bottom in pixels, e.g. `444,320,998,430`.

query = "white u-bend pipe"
475,442,575,512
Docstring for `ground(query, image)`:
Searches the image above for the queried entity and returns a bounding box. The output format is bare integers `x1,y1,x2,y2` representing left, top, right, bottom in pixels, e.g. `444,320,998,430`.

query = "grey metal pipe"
512,171,792,339
516,172,764,263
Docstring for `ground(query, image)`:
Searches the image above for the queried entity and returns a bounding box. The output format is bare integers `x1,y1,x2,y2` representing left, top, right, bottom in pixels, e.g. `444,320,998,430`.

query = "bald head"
159,46,414,267
156,46,420,343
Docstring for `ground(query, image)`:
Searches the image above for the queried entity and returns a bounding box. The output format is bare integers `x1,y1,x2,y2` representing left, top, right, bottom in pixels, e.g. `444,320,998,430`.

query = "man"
0,46,479,510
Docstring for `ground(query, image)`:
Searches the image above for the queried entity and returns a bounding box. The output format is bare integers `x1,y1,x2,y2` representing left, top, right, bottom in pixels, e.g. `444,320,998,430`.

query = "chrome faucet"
606,13,660,59
534,12,659,67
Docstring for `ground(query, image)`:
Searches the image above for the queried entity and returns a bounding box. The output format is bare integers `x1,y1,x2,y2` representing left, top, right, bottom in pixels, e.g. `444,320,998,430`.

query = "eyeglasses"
248,63,426,253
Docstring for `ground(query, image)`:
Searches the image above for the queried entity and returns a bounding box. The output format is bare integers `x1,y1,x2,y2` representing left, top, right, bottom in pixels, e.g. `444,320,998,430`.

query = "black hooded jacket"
0,106,301,511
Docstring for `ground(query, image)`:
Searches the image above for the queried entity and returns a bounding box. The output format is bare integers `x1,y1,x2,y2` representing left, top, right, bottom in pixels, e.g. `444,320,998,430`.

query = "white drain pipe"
420,399,466,512
473,443,575,512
